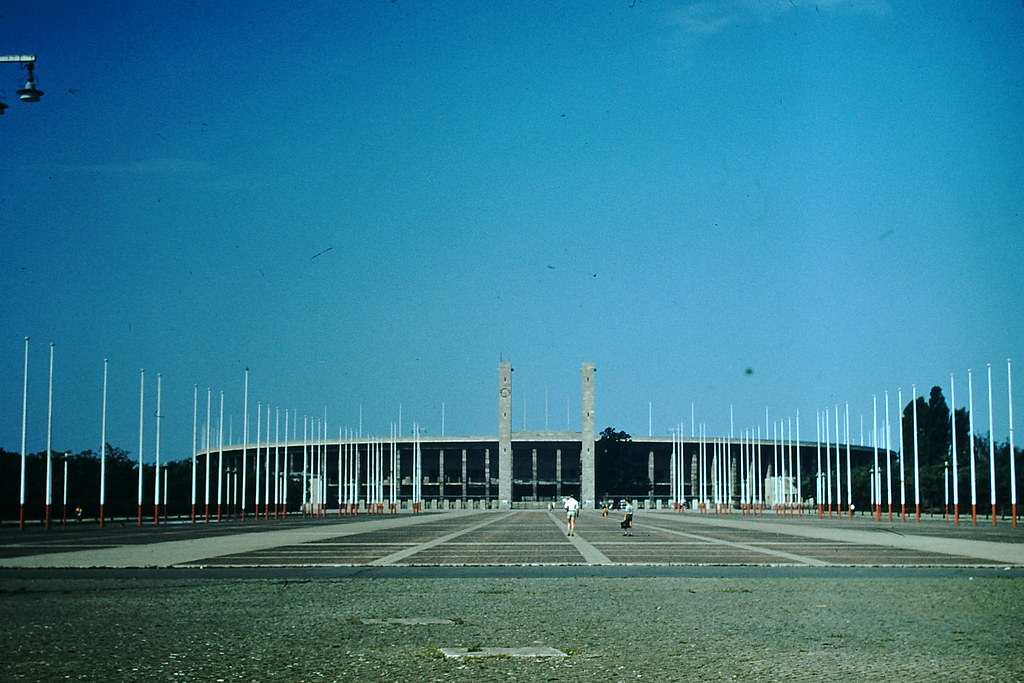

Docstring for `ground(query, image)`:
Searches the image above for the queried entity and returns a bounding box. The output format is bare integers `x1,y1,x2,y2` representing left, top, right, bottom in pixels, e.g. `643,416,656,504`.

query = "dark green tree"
898,386,972,510
595,427,647,499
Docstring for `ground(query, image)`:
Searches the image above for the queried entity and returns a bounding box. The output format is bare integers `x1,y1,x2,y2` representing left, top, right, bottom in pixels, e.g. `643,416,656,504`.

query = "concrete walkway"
671,514,1024,565
0,511,479,568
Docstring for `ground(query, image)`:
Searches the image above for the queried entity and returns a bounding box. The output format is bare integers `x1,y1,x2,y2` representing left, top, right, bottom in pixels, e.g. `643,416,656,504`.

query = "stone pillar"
439,448,445,500
498,362,513,507
462,448,468,501
690,452,698,507
532,448,538,500
648,450,655,501
556,448,562,499
580,362,596,507
485,447,491,501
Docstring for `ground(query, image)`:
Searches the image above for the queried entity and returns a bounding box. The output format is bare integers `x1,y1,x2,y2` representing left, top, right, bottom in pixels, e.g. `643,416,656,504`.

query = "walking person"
564,494,580,536
622,500,634,536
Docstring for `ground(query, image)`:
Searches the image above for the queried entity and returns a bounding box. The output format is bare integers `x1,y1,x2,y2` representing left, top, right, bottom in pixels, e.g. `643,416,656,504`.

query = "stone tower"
580,362,596,507
498,362,513,507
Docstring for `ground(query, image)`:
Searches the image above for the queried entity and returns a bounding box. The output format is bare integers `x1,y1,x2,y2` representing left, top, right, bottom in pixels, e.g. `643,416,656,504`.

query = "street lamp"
1,55,44,114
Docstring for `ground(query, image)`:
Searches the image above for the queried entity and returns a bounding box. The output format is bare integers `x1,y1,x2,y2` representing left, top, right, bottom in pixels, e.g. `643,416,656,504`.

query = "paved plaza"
2,511,1023,681
2,509,1022,569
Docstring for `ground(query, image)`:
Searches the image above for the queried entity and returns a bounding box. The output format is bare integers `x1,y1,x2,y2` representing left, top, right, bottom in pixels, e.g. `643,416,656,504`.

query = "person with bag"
621,500,634,535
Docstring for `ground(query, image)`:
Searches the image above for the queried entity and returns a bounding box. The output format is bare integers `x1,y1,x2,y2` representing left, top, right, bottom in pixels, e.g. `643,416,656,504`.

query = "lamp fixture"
17,62,43,102
0,55,43,114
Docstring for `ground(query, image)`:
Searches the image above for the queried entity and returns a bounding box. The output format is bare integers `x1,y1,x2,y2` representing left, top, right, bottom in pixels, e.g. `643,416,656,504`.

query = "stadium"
195,362,883,515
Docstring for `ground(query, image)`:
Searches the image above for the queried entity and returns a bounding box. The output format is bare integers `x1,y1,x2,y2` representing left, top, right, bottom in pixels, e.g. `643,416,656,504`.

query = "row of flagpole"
668,360,1016,527
11,338,1019,527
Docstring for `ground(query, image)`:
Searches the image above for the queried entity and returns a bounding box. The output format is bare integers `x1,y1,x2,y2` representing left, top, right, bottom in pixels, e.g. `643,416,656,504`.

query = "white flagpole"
781,418,788,514
191,385,198,523
772,421,779,513
342,427,348,512
951,373,960,524
19,337,29,530
342,423,346,516
763,408,768,511
217,391,224,521
264,405,272,519
737,430,743,513
987,363,997,526
411,424,417,511
282,409,289,517
679,425,684,509
824,408,832,518
787,416,794,514
137,369,145,526
756,424,762,513
45,343,54,530
321,418,327,516
872,395,879,521
968,369,977,525
282,409,290,516
833,405,841,517
796,411,801,514
322,416,328,516
780,422,786,512
898,388,906,521
685,424,690,509
204,388,211,522
393,424,399,510
816,410,822,517
302,415,309,516
99,358,108,528
311,417,318,514
241,368,249,520
697,424,702,510
154,373,162,525
885,390,892,521
743,428,750,513
845,402,852,519
670,427,677,508
701,424,707,510
316,416,322,517
912,386,920,522
276,408,282,518
255,402,262,520
1008,359,1016,527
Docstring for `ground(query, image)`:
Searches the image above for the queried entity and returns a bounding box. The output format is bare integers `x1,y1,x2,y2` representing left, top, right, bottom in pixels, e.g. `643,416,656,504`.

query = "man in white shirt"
564,495,580,536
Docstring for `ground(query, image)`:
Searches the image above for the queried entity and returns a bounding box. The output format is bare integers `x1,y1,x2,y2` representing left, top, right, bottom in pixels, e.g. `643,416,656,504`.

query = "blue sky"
2,0,1021,460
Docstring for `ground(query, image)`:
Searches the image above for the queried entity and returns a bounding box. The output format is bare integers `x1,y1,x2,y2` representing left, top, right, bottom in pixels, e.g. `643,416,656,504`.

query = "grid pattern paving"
186,510,1021,567
3,510,1022,568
